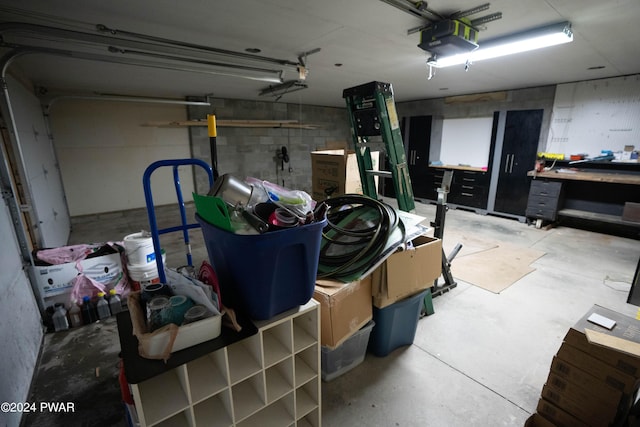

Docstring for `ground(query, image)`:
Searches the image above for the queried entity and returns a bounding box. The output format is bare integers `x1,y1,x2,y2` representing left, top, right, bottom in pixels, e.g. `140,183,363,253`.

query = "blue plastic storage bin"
368,289,428,357
196,213,326,320
321,320,374,382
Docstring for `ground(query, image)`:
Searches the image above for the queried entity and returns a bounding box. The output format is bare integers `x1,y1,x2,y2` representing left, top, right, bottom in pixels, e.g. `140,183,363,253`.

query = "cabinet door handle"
509,154,515,174
462,185,473,189
504,154,511,173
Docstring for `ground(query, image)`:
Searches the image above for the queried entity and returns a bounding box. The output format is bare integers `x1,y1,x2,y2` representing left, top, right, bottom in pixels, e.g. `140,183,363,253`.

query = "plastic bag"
70,274,106,304
245,177,315,219
164,268,220,315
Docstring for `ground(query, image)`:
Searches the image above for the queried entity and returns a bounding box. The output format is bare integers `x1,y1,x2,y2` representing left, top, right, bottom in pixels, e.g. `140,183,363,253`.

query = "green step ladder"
342,81,415,213
343,81,438,315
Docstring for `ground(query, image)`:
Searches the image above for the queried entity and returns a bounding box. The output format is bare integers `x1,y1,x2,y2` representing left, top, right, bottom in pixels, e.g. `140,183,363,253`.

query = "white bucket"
124,231,155,265
127,251,165,290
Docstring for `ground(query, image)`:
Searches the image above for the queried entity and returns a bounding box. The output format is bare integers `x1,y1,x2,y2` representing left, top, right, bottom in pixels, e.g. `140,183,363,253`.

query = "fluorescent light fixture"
108,46,285,83
427,21,573,68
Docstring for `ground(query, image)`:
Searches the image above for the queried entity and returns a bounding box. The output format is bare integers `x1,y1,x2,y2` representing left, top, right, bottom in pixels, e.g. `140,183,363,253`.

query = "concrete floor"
23,199,640,426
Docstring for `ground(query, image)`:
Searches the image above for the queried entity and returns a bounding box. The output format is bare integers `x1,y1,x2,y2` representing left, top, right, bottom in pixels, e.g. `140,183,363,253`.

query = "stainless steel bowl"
208,173,253,207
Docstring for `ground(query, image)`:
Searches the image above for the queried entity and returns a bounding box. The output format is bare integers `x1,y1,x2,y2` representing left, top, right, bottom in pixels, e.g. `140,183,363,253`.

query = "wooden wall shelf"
143,120,321,130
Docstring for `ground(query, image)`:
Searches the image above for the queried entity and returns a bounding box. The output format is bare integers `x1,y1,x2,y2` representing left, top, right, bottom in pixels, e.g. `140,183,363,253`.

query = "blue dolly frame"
142,158,214,284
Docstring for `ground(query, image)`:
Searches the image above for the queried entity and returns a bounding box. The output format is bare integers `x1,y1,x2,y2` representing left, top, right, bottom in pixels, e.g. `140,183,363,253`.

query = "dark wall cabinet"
406,115,434,199
383,116,434,199
386,110,542,219
493,109,544,216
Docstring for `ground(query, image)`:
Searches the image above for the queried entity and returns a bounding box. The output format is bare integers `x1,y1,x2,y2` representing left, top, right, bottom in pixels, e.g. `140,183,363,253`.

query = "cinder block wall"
187,98,351,195
185,86,557,196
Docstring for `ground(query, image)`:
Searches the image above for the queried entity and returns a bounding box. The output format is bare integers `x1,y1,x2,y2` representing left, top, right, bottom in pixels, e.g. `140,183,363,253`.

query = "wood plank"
529,169,640,185
143,119,320,129
432,164,487,172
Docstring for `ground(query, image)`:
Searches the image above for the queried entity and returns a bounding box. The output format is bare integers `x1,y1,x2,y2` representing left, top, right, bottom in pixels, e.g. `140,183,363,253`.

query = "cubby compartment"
232,372,266,422
293,310,318,353
133,367,190,426
237,392,295,427
154,409,194,427
263,320,293,367
228,334,262,384
187,350,228,404
295,378,319,421
265,357,294,403
294,346,318,387
298,408,320,427
193,391,233,427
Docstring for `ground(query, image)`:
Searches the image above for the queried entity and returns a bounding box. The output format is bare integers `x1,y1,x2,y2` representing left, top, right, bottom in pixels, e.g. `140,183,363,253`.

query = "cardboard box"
31,244,124,302
542,372,619,426
313,276,373,349
536,398,590,427
310,149,380,201
549,356,622,406
371,235,441,308
524,413,558,427
565,305,640,377
556,342,638,395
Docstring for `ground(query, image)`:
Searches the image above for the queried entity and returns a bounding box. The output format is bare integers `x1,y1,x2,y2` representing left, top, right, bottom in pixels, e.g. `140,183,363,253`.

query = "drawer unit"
454,170,489,186
449,184,489,209
526,180,563,221
449,170,490,209
529,180,563,198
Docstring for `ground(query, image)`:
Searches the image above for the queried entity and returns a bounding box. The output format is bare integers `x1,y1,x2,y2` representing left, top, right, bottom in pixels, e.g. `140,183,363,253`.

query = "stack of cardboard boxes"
313,234,441,380
530,305,640,427
309,145,443,380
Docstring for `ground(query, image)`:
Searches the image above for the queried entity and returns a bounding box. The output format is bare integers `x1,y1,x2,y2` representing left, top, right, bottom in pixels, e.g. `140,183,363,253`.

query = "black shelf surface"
117,310,258,384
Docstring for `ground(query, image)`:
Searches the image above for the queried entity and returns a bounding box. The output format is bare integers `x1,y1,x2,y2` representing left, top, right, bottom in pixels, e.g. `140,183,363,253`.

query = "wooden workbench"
527,163,640,229
528,169,640,185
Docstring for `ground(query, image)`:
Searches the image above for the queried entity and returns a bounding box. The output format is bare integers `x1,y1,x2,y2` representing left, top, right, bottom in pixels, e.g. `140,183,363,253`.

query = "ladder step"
366,170,392,178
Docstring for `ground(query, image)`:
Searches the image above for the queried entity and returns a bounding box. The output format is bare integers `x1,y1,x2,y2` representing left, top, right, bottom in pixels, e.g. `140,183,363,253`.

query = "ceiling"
1,0,639,107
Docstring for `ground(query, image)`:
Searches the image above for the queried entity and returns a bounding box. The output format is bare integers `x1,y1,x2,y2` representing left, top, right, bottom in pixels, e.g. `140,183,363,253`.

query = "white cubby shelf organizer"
124,300,321,427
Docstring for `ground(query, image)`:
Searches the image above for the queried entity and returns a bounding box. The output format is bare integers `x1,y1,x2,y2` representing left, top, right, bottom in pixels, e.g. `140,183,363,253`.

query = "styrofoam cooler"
196,213,327,320
368,289,428,357
321,320,374,381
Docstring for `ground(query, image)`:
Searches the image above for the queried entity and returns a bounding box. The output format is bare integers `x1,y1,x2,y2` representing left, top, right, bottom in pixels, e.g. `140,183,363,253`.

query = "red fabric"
119,359,134,405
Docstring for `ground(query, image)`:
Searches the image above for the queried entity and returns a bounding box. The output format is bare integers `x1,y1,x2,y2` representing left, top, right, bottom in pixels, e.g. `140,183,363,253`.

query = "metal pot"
208,173,253,207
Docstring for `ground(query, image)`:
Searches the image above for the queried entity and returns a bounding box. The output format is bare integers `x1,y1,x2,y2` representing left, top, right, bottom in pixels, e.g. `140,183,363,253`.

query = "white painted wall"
546,75,640,158
49,101,194,216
